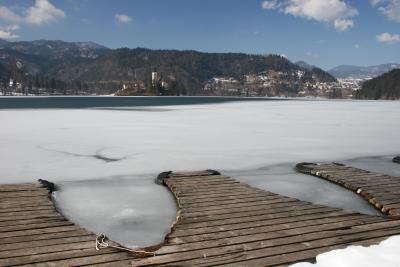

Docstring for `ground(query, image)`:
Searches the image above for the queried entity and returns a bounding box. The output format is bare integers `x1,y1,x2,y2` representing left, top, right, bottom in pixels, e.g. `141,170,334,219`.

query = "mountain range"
328,64,400,79
0,39,336,95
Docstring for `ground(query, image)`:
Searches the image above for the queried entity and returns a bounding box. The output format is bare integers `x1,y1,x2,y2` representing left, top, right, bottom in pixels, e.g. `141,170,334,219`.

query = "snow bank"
290,235,400,267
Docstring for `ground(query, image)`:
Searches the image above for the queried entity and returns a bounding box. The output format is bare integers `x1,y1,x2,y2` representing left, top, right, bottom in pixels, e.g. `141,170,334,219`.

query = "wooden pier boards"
394,156,400,164
296,163,400,217
133,170,400,267
3,168,400,267
0,181,137,267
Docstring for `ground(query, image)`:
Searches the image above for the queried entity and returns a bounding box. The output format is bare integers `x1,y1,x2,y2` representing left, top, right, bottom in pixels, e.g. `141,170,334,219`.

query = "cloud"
115,14,132,23
0,0,64,39
354,43,360,48
376,32,400,43
261,0,280,10
333,18,354,31
0,0,65,25
261,0,358,31
372,0,400,22
370,0,384,6
0,24,19,39
25,0,66,25
0,7,21,23
380,0,400,22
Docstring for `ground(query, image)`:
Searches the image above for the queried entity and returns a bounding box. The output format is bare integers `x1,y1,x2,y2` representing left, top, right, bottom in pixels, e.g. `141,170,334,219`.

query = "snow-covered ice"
1,99,400,250
52,175,176,248
2,100,399,183
1,100,400,184
226,163,381,216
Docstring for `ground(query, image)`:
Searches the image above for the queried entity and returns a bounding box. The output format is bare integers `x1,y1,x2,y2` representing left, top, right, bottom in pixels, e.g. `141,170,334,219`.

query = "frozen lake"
0,97,399,248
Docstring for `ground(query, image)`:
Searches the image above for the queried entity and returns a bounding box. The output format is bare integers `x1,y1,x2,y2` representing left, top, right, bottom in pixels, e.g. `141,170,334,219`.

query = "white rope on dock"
95,233,156,257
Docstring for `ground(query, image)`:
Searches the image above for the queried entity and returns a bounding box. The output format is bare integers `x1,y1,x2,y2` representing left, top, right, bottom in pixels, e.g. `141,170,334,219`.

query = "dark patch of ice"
38,145,127,163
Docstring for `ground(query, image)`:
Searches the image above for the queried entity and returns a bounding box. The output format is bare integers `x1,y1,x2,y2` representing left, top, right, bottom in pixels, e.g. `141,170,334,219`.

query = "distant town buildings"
203,70,370,98
0,66,376,98
151,71,159,86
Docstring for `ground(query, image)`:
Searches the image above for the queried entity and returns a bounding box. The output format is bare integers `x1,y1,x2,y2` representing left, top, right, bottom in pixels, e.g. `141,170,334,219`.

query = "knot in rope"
95,233,156,257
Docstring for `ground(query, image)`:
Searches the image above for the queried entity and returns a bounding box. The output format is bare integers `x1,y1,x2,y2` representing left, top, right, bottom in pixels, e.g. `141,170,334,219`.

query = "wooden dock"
2,169,400,267
394,156,400,164
296,162,400,217
0,181,137,267
132,170,400,266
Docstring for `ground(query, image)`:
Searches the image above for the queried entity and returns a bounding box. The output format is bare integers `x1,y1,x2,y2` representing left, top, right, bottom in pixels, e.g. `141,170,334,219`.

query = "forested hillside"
356,69,400,100
0,39,337,95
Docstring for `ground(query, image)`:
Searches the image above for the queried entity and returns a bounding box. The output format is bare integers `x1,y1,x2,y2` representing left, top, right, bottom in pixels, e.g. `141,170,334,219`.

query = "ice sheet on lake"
1,100,400,184
225,163,381,216
1,100,400,248
53,175,176,248
342,155,400,177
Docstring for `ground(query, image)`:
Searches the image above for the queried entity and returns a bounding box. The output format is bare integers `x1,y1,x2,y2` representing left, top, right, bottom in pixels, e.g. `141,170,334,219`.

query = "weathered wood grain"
3,167,400,267
0,181,138,266
132,170,400,266
296,162,400,217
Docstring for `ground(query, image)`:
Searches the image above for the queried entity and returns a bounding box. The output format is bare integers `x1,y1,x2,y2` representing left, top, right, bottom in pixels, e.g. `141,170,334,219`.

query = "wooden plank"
169,181,241,191
87,259,135,267
0,208,56,219
0,181,138,266
163,216,385,252
173,186,256,196
179,192,280,206
0,235,94,252
179,205,338,228
0,229,91,245
135,225,400,266
0,212,64,223
0,248,125,266
23,253,134,267
180,195,299,209
174,210,367,231
0,216,65,228
190,237,391,267
0,183,42,191
3,168,400,267
0,220,73,233
0,240,95,259
177,190,275,202
127,170,400,266
296,162,400,217
181,197,299,214
0,225,82,239
180,201,316,219
169,217,383,244
0,204,54,214
0,190,49,198
0,200,53,209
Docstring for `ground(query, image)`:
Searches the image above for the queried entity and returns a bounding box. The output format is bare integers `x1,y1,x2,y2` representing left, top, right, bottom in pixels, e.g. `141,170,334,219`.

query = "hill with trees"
355,69,400,100
0,39,337,96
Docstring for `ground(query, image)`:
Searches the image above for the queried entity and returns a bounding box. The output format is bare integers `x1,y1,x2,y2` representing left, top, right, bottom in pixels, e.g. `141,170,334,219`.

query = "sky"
0,0,399,69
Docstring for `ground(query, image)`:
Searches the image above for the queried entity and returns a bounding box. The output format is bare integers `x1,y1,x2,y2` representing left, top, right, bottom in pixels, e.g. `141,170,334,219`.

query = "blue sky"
0,0,399,69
